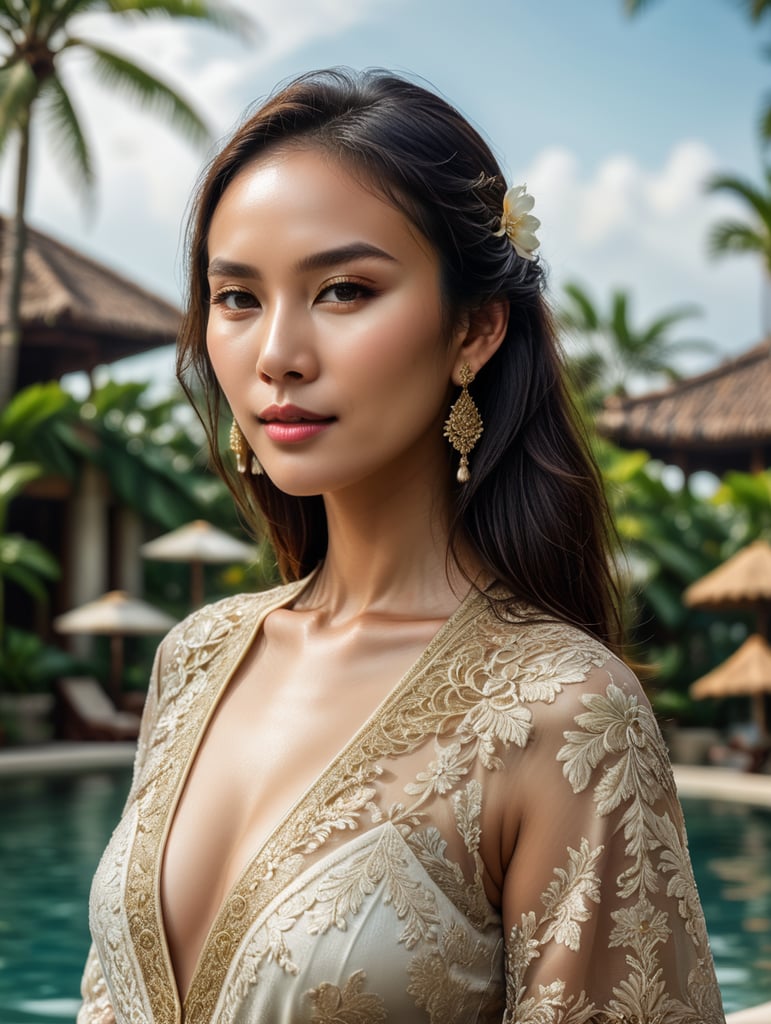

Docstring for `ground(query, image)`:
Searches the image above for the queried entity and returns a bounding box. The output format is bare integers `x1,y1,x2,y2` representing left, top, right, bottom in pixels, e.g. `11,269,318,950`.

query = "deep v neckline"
146,576,486,1023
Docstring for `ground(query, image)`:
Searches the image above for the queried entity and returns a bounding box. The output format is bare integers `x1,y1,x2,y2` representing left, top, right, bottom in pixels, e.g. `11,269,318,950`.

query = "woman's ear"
450,300,508,382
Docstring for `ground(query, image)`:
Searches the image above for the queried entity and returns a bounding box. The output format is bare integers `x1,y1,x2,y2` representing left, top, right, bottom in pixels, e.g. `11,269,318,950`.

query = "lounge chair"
56,677,141,741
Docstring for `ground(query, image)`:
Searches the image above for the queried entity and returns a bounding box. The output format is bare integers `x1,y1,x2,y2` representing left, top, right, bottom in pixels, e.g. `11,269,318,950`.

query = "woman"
79,69,725,1024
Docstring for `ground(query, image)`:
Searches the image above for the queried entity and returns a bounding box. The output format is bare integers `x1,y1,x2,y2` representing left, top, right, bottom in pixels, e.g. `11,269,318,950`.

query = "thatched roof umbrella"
141,520,256,608
54,591,177,703
683,539,771,636
690,634,771,735
597,339,771,475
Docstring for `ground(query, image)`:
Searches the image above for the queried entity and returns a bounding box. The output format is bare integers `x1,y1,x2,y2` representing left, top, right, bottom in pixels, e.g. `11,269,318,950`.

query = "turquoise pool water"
680,795,771,1013
0,772,769,1021
0,770,130,1024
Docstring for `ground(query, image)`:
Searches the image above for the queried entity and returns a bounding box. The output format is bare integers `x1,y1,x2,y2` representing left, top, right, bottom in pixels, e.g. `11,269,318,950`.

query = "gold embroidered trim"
184,587,491,1021
125,582,310,1024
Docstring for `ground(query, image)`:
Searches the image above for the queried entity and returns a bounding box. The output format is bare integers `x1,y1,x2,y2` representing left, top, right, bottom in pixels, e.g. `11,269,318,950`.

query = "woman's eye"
211,289,257,311
318,280,372,304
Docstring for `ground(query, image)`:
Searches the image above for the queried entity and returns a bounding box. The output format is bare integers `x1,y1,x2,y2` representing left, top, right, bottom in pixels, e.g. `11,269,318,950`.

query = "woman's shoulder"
457,596,650,750
154,577,305,668
465,599,665,795
469,596,636,701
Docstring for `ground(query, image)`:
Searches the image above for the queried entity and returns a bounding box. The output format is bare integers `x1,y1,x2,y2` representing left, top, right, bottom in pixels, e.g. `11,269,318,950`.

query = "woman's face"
205,146,464,498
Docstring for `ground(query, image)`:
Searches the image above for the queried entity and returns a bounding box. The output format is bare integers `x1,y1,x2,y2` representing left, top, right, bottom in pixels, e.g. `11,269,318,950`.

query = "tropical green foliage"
558,281,710,402
0,626,83,695
0,437,60,702
707,168,771,274
0,379,232,530
602,442,766,724
0,0,245,408
625,0,771,15
712,470,771,546
0,378,267,706
0,440,59,638
0,378,266,635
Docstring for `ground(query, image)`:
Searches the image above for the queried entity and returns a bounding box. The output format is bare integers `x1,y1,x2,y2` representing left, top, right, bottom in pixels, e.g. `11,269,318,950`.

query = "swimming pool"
0,770,130,1024
0,770,769,1021
680,795,771,1013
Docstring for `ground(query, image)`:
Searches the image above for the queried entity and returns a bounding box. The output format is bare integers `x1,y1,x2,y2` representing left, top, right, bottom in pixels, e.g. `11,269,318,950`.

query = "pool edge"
0,742,136,775
673,764,771,808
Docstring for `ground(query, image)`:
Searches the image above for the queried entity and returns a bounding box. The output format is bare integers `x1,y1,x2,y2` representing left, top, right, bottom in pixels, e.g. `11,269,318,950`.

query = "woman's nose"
256,303,319,384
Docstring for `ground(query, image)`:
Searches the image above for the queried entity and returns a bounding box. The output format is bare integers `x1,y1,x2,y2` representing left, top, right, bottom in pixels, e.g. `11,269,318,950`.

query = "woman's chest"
160,615,459,998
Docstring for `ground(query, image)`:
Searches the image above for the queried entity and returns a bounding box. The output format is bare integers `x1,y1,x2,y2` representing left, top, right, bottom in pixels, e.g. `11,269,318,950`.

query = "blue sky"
1,0,768,389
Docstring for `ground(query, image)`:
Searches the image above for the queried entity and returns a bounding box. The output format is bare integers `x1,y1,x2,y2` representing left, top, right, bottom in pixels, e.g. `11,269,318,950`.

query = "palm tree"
707,168,771,328
559,281,710,400
0,0,242,409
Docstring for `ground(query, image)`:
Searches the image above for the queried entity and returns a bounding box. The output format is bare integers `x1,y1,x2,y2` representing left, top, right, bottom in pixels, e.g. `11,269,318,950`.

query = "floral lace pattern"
79,581,725,1024
307,970,387,1023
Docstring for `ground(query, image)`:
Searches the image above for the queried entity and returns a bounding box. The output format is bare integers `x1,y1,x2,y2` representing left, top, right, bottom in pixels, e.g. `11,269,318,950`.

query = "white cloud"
524,140,762,369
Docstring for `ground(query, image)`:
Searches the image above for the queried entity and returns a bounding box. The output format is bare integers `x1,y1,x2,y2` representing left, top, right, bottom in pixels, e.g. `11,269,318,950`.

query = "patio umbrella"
54,591,177,704
141,519,256,607
684,539,771,634
690,633,771,735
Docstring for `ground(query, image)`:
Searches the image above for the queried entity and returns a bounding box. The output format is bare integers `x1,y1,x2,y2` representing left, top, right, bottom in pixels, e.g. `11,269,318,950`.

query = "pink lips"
258,404,335,444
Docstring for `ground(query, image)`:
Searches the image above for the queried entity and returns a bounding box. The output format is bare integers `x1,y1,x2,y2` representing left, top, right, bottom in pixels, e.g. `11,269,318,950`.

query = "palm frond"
0,1,26,33
560,282,600,331
43,0,105,40
623,0,659,14
747,0,771,20
610,290,633,349
660,336,716,355
38,75,94,196
104,0,251,35
708,219,766,258
79,41,210,147
707,172,771,229
761,94,771,145
639,304,702,344
0,60,37,155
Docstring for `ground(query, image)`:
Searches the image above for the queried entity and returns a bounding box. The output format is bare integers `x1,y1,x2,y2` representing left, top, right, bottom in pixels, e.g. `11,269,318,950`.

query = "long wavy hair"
177,68,624,652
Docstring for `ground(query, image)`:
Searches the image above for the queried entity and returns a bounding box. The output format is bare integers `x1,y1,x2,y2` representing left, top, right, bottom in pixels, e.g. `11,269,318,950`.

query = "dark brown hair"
177,68,624,651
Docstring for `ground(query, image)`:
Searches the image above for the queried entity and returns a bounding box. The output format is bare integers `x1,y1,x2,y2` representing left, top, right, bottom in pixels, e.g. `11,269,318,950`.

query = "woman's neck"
298,460,474,624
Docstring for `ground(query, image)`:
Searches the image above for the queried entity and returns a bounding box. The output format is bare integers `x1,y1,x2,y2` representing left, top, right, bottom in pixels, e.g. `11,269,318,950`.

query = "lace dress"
78,577,726,1024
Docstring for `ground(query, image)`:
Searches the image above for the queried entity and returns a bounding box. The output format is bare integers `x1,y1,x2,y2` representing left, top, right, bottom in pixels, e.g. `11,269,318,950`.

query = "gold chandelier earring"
443,363,483,484
229,419,264,476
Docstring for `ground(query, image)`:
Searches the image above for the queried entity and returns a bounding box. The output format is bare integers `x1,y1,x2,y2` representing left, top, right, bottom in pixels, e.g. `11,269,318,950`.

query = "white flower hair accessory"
493,183,541,261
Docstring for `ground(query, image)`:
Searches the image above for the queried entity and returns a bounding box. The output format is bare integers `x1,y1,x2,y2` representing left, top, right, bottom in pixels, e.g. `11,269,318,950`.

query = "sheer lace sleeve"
500,655,725,1024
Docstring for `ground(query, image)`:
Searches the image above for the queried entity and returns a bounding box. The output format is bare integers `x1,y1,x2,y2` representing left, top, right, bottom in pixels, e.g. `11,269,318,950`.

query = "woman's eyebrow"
296,242,397,272
207,258,256,279
207,243,397,281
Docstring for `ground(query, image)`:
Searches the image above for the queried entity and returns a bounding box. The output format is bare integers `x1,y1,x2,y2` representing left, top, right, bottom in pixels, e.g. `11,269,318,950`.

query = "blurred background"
1,1,770,1020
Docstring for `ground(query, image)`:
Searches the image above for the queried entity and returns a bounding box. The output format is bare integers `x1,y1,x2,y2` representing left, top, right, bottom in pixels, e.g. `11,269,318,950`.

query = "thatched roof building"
0,216,180,390
597,340,771,474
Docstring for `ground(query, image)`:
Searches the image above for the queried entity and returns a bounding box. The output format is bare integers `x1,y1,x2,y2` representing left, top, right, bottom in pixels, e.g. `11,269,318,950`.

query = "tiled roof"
597,341,771,472
599,341,771,445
